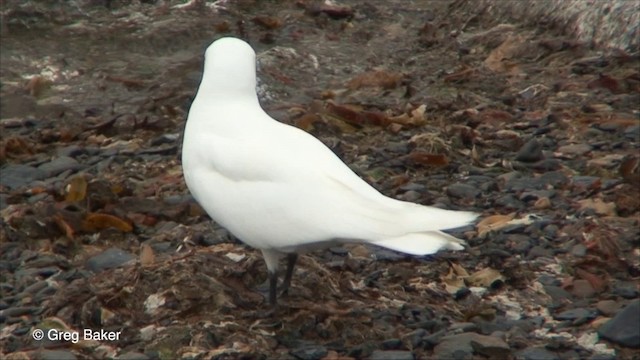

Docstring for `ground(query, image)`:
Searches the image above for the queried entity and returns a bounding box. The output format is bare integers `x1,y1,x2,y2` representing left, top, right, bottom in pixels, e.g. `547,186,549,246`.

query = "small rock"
495,194,523,209
117,352,150,360
570,244,587,257
571,279,596,298
516,347,560,360
0,164,46,189
543,285,573,303
596,300,621,317
86,248,136,273
35,350,78,360
369,350,414,360
558,143,592,156
597,300,640,348
508,234,531,253
554,308,596,322
515,138,544,162
402,329,427,348
612,283,639,299
290,345,328,360
446,183,480,199
37,156,83,177
381,338,402,350
534,197,551,209
434,333,510,359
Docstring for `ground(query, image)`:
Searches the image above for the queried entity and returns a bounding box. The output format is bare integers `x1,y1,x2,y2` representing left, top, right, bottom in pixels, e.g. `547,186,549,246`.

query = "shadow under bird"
181,37,478,306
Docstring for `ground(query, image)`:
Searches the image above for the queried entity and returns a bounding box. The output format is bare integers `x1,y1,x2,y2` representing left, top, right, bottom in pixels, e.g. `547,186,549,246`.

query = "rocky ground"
1,0,639,359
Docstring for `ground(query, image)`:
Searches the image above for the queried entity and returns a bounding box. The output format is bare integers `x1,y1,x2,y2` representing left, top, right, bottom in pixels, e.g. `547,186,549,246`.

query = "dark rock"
434,333,509,359
369,350,414,360
554,308,596,322
508,234,532,253
446,183,480,199
117,352,150,360
515,138,544,162
403,329,427,348
86,247,136,273
37,156,84,177
570,244,587,257
0,164,46,189
612,283,639,299
0,306,38,317
516,347,560,360
537,275,561,286
381,338,402,350
529,158,562,171
543,285,573,303
519,190,554,202
624,124,639,140
598,300,640,348
56,145,94,158
290,345,328,360
494,194,523,209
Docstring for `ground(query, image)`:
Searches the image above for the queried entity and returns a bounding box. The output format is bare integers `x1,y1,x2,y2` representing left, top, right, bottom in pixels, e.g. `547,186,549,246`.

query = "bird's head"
200,37,258,98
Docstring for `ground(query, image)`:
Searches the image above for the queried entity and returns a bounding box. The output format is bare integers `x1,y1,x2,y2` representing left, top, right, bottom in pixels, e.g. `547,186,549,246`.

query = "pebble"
402,328,427,348
597,299,640,348
571,279,596,298
612,283,639,299
596,300,620,316
381,338,402,350
433,333,510,359
446,183,480,199
86,247,136,273
554,308,596,322
35,350,78,360
570,244,587,257
558,143,592,156
117,352,150,360
508,234,532,253
516,346,560,360
289,345,328,360
369,350,414,360
543,285,573,304
37,156,84,177
515,138,544,162
0,164,46,189
494,194,523,209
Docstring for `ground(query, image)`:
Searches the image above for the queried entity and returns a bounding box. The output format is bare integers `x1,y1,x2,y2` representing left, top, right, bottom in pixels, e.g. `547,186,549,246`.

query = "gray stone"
35,350,78,360
598,300,640,348
446,183,480,199
86,247,136,273
435,333,510,359
369,350,414,360
0,164,46,189
516,347,560,360
290,345,328,360
515,138,544,162
37,156,84,177
117,352,150,360
554,308,595,321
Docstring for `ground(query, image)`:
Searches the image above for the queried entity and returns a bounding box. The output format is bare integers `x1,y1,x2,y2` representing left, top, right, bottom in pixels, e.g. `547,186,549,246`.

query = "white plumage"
182,37,478,305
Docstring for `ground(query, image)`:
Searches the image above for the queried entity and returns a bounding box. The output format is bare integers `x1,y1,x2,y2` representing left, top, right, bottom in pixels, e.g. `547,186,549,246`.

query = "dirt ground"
1,1,639,359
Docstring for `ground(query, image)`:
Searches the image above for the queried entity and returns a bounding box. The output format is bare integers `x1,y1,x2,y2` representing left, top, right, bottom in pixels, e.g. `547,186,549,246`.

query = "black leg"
269,270,278,306
281,253,298,296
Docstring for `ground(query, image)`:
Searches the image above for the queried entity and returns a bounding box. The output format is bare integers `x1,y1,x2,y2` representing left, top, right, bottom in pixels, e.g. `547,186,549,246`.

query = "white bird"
182,37,478,305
